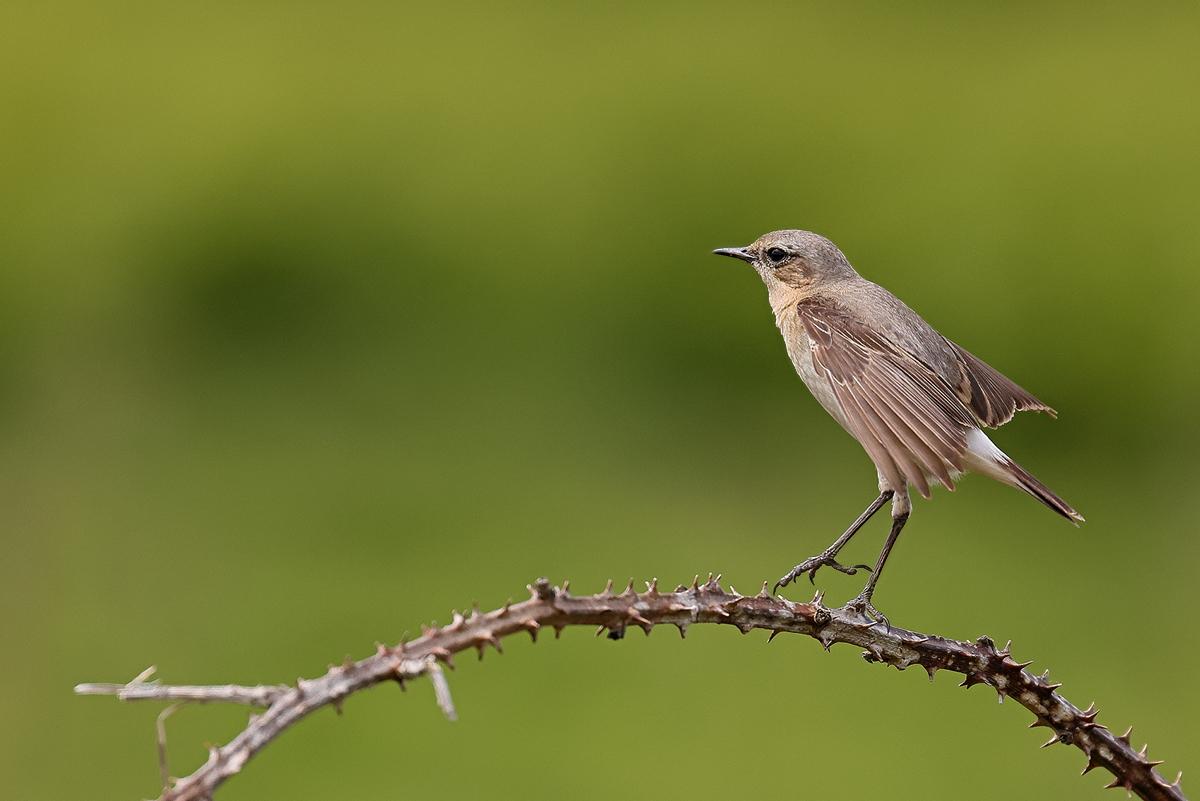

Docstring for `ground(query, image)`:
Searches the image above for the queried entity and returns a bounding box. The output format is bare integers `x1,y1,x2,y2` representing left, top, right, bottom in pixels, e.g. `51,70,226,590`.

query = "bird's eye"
766,247,788,264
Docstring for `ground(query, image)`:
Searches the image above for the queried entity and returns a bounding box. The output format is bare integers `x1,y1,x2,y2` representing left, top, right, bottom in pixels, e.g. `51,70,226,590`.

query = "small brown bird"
714,230,1082,626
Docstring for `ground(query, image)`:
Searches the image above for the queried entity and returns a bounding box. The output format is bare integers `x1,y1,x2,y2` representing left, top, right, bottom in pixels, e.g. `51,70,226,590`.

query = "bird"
713,229,1082,627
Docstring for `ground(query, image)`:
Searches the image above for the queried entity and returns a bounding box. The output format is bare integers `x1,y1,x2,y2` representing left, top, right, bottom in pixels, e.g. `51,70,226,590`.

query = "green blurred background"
2,2,1197,799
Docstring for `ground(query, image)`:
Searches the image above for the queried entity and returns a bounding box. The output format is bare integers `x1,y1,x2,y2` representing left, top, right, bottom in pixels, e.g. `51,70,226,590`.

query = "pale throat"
765,280,808,325
763,279,854,435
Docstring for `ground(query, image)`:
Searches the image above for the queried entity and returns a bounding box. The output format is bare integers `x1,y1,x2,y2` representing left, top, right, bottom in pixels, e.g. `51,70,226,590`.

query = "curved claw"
776,555,871,595
845,593,890,632
773,568,803,594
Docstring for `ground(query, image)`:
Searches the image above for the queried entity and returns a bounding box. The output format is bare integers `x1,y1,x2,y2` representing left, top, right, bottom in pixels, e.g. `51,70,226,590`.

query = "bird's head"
713,229,858,293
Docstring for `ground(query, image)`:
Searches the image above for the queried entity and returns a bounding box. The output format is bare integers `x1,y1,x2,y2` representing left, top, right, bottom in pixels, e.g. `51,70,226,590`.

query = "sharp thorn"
430,648,455,670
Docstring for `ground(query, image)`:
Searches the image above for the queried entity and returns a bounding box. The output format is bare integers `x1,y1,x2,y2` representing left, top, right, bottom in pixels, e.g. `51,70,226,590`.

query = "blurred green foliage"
1,2,1197,799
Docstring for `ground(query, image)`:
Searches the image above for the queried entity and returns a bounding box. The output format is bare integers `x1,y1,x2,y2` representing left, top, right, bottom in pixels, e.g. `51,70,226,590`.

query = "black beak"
712,246,754,263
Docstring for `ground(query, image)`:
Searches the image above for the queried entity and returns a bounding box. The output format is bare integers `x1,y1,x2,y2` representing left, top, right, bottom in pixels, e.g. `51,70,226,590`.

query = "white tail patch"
961,428,1021,487
962,428,1083,523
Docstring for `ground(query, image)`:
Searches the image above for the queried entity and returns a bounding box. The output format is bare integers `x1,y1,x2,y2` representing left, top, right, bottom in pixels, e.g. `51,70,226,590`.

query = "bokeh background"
3,3,1197,799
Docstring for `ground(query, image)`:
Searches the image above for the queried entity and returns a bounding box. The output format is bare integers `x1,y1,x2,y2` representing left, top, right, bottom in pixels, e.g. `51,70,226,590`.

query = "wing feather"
830,381,907,495
859,370,963,469
799,301,978,498
850,376,934,497
856,372,955,491
943,338,1056,427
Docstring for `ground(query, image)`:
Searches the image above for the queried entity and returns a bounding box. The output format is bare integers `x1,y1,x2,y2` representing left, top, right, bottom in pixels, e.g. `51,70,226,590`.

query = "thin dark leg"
774,490,894,594
845,511,909,629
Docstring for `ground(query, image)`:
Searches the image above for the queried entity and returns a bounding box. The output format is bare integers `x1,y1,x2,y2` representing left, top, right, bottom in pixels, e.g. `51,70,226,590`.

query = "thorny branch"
76,575,1186,801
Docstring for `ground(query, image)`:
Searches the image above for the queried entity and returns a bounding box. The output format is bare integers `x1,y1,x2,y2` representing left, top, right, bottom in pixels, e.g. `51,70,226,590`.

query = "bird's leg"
774,490,894,593
844,508,909,630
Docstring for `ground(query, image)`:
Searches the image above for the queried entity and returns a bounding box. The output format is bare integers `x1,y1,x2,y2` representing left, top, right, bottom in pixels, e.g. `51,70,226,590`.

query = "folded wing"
942,339,1056,427
798,301,979,499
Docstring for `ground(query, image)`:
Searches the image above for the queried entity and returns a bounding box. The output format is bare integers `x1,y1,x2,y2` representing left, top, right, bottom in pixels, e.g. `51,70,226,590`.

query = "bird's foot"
844,591,889,632
773,553,871,594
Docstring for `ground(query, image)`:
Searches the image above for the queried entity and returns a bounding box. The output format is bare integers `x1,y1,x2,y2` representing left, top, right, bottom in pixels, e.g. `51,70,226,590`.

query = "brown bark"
76,576,1185,801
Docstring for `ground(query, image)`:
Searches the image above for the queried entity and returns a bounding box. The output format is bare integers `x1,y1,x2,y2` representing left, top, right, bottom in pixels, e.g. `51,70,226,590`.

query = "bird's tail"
1001,458,1084,525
